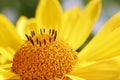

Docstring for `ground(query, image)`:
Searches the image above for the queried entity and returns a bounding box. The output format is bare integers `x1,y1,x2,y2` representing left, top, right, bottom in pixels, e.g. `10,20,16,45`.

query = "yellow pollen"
12,29,77,80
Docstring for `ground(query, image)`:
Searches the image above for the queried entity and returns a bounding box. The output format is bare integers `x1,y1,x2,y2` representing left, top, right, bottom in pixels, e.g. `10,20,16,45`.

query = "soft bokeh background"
0,0,120,50
0,0,120,33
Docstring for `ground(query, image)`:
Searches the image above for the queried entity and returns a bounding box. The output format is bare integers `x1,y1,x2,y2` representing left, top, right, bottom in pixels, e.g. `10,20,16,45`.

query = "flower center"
12,29,77,80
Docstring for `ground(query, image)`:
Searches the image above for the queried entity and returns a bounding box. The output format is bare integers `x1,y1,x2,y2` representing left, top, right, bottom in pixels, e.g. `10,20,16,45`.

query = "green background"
0,0,120,51
0,0,120,23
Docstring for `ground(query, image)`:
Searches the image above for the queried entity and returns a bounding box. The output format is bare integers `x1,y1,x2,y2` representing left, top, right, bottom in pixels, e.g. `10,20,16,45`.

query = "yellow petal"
66,74,85,80
0,47,14,65
35,0,62,29
70,58,120,80
80,57,120,72
68,0,101,49
93,12,120,40
0,54,10,65
0,47,14,61
60,0,101,50
16,16,27,39
16,16,39,40
60,7,81,40
0,14,22,50
0,69,19,80
76,71,119,80
84,0,101,24
0,63,12,69
78,12,120,61
60,7,82,49
68,0,101,50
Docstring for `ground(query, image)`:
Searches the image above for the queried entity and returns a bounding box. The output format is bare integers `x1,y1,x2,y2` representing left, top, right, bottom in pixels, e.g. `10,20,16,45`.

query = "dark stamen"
49,37,52,42
36,38,38,44
32,31,35,36
40,29,42,35
52,29,54,36
49,29,51,35
29,36,34,45
43,28,45,33
31,32,33,37
31,31,35,37
44,39,46,45
54,31,57,41
25,34,29,40
39,41,41,46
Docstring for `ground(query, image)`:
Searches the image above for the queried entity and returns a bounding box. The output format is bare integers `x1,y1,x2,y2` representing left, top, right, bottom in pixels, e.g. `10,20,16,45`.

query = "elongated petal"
36,0,62,29
16,16,27,39
0,54,10,65
60,7,81,40
0,63,12,69
16,16,39,40
61,0,101,50
0,14,22,50
0,47,14,61
66,74,85,80
66,0,101,50
92,12,120,39
60,7,82,49
0,69,19,80
70,57,120,80
75,71,119,80
78,12,120,61
84,0,101,24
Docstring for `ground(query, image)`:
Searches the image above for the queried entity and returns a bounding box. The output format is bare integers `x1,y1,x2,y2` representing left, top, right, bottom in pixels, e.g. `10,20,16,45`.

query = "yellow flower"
0,0,120,80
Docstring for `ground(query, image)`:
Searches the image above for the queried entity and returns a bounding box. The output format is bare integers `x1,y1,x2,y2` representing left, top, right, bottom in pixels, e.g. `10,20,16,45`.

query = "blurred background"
0,0,120,51
0,0,120,34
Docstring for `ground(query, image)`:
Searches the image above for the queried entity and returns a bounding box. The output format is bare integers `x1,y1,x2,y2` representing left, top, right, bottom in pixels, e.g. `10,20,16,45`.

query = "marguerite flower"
0,0,120,80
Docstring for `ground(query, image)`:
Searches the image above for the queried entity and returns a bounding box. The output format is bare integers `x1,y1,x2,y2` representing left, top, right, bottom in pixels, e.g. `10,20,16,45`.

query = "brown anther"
25,34,29,40
39,41,41,46
43,28,45,33
49,29,51,35
40,29,42,35
49,37,52,42
52,29,54,36
33,31,35,36
43,39,46,45
36,38,39,44
29,36,34,45
54,31,57,41
31,31,33,37
31,31,35,37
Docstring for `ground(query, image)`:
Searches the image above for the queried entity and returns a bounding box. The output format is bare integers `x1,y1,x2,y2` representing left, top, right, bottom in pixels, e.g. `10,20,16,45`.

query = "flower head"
12,29,77,79
1,0,120,80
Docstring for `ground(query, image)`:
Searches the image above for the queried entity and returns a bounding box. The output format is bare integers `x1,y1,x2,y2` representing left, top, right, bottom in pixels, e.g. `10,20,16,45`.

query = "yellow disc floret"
12,29,77,80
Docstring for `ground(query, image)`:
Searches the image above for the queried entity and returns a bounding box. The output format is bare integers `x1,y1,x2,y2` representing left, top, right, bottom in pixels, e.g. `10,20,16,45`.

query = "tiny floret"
12,29,77,80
